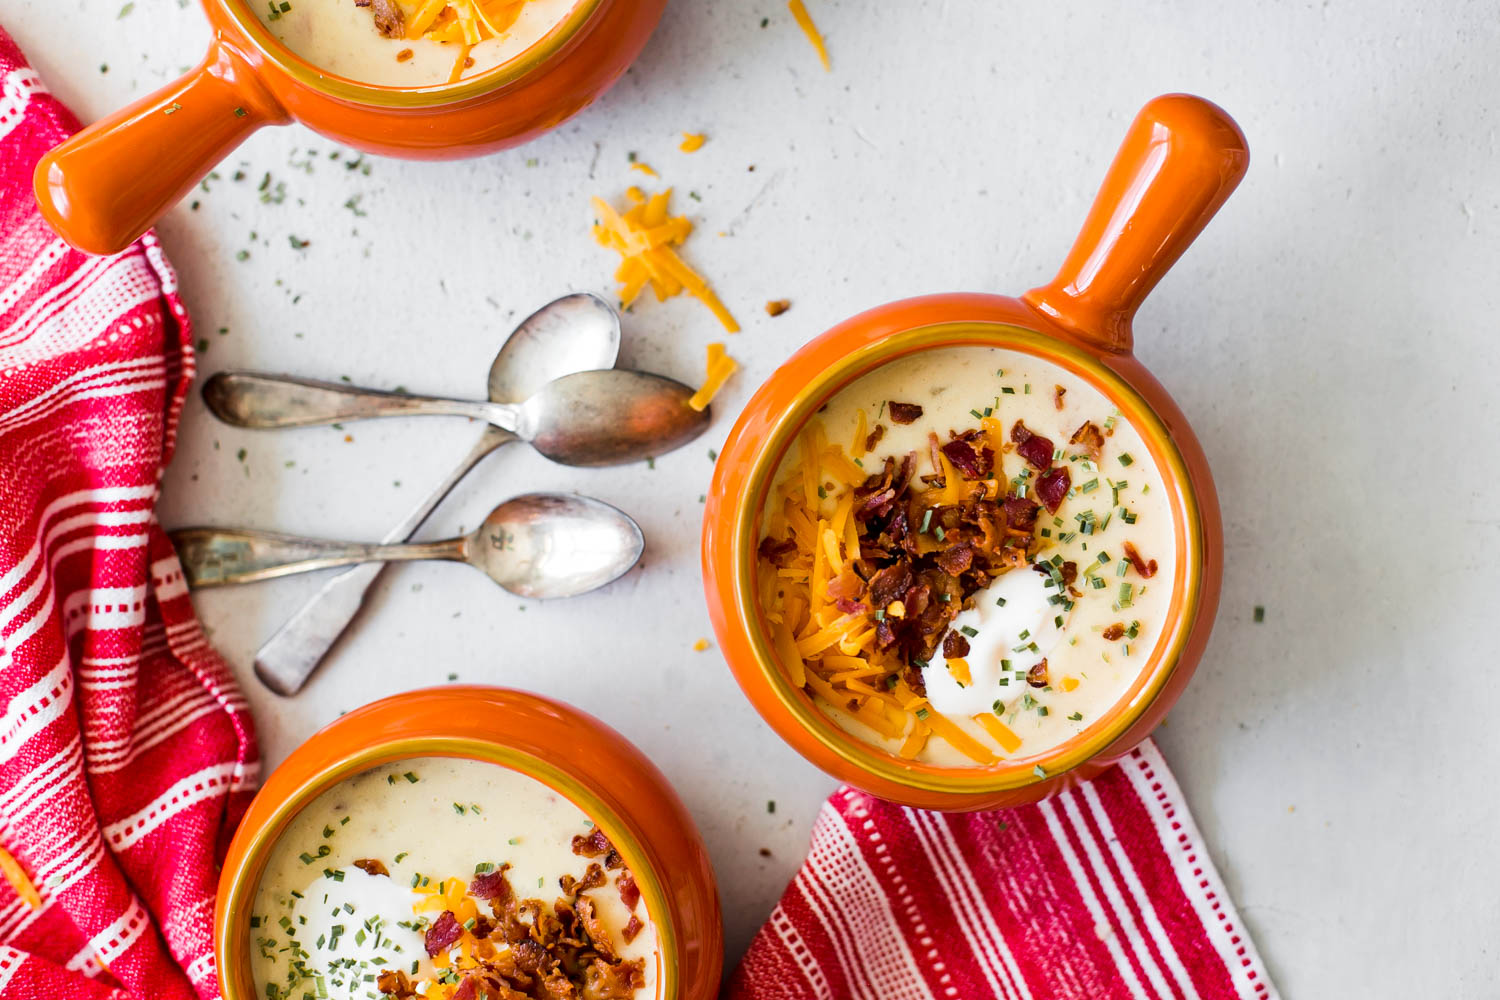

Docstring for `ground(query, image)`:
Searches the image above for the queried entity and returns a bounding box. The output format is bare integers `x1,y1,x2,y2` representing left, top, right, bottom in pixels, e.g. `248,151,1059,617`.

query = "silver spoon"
229,293,621,696
202,368,709,467
172,494,643,599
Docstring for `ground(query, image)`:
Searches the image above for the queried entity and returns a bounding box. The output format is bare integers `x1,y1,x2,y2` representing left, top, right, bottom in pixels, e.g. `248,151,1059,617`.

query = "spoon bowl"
471,494,644,599
172,493,643,599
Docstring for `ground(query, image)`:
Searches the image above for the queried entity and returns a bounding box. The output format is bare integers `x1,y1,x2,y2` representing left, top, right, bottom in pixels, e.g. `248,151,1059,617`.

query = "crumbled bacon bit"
574,895,616,961
1069,420,1106,461
424,910,463,957
864,424,885,453
867,561,913,608
559,863,606,897
449,978,477,1000
1054,385,1067,410
940,438,994,478
1011,420,1055,469
1027,659,1049,688
571,828,611,858
468,864,513,901
376,969,415,998
1002,496,1040,528
1102,623,1126,641
1122,540,1158,578
765,299,791,316
352,857,388,877
758,534,798,567
942,630,970,659
396,48,414,62
887,401,923,424
1034,466,1071,513
1060,561,1078,587
934,542,973,575
617,869,640,912
368,0,405,37
622,915,644,943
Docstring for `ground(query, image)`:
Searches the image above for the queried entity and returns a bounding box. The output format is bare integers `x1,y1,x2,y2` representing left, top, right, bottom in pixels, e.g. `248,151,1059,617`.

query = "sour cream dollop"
922,568,1068,717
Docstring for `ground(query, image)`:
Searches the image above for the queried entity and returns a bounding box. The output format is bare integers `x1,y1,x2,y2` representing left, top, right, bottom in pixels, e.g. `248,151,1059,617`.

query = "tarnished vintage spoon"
217,293,622,696
203,368,709,467
173,494,644,599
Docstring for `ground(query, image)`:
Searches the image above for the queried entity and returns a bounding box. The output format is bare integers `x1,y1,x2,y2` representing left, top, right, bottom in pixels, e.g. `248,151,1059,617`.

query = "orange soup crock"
214,686,722,1000
34,0,666,256
702,94,1250,812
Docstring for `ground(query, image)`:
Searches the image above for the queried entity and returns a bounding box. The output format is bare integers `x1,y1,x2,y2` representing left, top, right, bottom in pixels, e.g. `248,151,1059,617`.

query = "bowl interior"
217,0,606,108
729,320,1206,795
218,737,675,1000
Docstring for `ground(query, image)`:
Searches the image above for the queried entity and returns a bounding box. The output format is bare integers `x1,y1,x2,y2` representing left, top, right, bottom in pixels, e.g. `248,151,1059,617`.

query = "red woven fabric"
729,741,1278,1000
0,30,257,1000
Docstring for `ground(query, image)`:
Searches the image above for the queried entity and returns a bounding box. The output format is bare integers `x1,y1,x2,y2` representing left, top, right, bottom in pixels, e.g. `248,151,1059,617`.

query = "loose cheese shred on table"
689,342,739,411
0,847,41,910
591,188,740,332
629,161,660,178
679,132,707,152
787,0,831,71
693,638,710,651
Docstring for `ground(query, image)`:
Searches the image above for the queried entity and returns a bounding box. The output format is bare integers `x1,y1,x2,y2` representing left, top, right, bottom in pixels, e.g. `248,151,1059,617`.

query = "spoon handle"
203,371,503,428
171,526,467,587
249,427,512,696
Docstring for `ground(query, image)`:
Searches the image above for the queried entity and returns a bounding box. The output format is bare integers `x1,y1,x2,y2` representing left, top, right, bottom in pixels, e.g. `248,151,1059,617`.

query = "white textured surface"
7,1,1500,995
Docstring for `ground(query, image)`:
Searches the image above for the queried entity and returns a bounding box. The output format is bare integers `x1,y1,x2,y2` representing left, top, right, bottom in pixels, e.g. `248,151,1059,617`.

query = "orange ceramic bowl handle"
33,40,287,256
1023,94,1249,354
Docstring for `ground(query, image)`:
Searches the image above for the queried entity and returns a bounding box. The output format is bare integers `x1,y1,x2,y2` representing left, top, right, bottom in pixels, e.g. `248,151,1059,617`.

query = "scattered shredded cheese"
693,638,710,651
591,188,740,332
0,847,41,910
689,342,740,411
679,132,707,152
787,0,831,71
629,161,659,178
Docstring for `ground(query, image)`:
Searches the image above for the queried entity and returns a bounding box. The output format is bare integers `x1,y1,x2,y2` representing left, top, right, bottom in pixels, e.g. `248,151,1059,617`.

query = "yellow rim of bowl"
728,321,1206,793
219,0,607,107
218,739,677,999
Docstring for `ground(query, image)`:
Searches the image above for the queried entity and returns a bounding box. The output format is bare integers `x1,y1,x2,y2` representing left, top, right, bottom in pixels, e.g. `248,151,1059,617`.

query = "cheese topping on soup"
757,345,1177,767
255,0,581,88
250,757,654,1000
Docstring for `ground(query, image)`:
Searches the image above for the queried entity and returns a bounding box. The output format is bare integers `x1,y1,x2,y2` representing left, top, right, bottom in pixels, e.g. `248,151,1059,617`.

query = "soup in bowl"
702,95,1246,810
216,687,721,1000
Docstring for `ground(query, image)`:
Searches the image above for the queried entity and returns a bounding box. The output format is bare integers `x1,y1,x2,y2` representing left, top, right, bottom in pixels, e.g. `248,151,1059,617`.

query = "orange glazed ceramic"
215,686,722,1000
702,94,1249,812
33,0,666,256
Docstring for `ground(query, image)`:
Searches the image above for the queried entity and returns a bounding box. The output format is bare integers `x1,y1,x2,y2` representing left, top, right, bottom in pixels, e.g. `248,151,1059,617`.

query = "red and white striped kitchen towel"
729,741,1279,1000
0,28,258,1000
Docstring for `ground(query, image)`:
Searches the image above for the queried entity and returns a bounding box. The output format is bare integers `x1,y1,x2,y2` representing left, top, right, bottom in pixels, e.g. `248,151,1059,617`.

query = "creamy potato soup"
757,345,1177,768
251,757,654,1000
255,0,581,88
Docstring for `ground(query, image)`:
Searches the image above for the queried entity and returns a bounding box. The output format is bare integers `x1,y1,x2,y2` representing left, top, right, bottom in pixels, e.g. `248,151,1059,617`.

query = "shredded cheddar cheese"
787,0,831,71
679,132,706,152
0,847,41,910
591,188,740,332
402,0,529,83
693,638,710,651
756,418,1045,764
629,161,660,178
689,342,739,411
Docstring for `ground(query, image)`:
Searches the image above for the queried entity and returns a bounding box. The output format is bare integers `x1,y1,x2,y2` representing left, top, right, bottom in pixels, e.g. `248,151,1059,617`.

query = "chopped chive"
959,625,978,638
1068,712,1083,721
1253,605,1265,623
1118,453,1134,466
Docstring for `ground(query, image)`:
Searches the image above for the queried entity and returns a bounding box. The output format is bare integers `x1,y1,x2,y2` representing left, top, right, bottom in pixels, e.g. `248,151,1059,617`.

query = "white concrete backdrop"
6,1,1499,995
